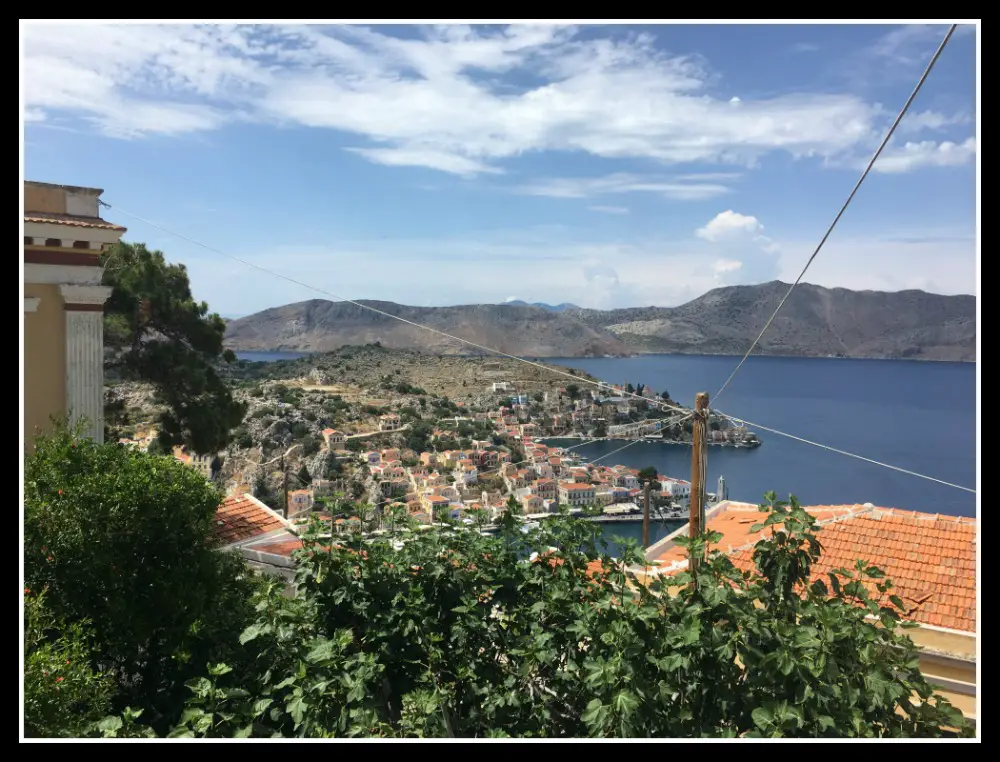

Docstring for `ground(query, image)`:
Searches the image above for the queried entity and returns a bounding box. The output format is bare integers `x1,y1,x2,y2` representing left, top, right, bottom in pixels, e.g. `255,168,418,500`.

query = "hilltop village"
112,346,757,526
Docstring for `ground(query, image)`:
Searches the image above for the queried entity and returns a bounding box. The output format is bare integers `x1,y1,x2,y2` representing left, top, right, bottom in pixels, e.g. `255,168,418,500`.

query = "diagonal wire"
97,200,690,418
716,409,975,494
713,23,959,404
586,413,694,467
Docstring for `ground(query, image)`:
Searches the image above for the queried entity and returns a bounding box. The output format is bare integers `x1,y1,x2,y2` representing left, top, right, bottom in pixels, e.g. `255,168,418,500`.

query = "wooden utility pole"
281,454,289,518
642,480,652,549
689,392,709,573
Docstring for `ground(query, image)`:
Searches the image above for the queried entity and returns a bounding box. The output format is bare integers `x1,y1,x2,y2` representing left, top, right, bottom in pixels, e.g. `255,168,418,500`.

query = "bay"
548,355,976,519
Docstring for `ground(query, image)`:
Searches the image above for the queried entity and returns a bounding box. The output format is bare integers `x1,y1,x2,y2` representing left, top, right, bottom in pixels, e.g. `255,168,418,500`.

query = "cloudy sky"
22,22,977,316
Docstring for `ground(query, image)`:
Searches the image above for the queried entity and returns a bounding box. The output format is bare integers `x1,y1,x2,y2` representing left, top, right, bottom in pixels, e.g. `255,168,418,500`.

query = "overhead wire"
715,409,975,494
97,199,689,419
712,23,959,404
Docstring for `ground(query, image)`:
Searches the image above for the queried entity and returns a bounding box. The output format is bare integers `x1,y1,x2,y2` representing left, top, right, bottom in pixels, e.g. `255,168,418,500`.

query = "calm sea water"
547,355,977,519
237,351,312,363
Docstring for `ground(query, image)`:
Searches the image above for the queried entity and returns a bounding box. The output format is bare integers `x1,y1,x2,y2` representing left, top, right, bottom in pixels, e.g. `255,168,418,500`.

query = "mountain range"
224,281,976,362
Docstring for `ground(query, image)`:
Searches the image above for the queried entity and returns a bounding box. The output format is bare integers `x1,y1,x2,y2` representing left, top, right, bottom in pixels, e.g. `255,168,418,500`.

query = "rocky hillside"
225,300,629,357
224,283,976,361
565,282,975,361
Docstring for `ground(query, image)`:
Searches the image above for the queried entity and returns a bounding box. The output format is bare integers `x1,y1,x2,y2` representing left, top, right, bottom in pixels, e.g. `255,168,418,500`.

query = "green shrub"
24,426,260,732
23,589,113,738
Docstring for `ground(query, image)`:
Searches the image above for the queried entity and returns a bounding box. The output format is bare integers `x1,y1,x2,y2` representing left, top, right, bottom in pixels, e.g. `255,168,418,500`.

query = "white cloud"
776,229,974,296
589,205,630,215
345,147,503,177
792,42,820,53
873,138,976,173
518,173,732,201
868,24,973,67
695,210,764,242
897,110,972,135
23,107,47,122
713,258,743,276
21,22,957,176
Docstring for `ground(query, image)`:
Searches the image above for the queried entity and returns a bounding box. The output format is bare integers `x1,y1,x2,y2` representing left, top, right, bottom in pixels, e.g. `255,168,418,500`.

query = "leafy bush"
166,495,971,738
23,589,114,738
24,426,260,731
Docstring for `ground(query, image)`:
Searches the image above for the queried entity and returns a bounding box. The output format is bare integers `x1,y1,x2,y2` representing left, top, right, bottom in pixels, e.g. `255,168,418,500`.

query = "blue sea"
237,351,312,363
239,351,978,548
546,355,977,519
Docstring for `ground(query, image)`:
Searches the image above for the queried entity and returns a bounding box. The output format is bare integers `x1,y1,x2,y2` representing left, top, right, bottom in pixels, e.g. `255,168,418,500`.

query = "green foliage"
24,427,260,731
232,427,254,450
23,589,114,737
101,242,246,453
565,384,580,401
296,464,312,486
24,444,972,740
636,467,659,485
164,494,970,738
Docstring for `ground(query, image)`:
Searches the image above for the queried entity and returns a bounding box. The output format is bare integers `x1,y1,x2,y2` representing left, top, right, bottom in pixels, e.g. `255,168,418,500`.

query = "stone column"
59,284,113,443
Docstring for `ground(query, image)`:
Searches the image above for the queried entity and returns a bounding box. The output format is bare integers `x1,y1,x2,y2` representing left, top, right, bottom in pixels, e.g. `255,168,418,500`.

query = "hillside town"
113,347,752,527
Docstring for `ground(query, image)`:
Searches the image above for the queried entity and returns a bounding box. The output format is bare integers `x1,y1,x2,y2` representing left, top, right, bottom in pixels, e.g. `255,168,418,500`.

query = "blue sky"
22,22,977,316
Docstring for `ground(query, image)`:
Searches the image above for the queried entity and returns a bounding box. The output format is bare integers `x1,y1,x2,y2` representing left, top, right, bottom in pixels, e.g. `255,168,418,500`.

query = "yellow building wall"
24,184,68,214
24,283,66,449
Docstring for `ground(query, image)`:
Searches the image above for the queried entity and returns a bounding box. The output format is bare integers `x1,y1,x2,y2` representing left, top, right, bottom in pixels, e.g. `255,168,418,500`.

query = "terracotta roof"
253,539,303,557
212,494,290,547
651,503,977,633
561,483,594,491
24,211,127,231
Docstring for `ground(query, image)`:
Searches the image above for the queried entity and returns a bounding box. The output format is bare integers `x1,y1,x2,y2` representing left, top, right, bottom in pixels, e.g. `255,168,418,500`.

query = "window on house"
72,240,91,249
44,238,62,247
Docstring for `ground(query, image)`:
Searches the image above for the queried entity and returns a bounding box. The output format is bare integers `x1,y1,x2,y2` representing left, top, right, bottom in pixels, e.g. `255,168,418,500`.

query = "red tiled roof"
212,494,289,547
560,483,594,491
24,212,127,231
652,503,977,633
253,539,303,557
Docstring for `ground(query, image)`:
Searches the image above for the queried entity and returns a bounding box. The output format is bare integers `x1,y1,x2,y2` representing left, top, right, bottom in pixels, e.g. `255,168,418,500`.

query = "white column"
59,284,113,443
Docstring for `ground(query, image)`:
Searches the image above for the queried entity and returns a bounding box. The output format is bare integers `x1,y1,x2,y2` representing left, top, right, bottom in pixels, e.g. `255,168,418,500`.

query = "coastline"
232,348,975,364
539,436,760,449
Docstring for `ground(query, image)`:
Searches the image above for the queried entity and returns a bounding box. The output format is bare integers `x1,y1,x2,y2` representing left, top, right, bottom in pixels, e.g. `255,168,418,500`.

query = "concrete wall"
25,182,101,217
23,283,67,448
909,625,976,721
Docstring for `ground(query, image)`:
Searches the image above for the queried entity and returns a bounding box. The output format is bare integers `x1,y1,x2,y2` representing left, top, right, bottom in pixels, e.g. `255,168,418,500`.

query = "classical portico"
23,181,126,447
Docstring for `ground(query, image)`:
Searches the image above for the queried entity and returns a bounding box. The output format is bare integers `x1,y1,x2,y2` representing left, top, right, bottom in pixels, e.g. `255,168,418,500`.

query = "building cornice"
59,284,113,307
24,262,103,285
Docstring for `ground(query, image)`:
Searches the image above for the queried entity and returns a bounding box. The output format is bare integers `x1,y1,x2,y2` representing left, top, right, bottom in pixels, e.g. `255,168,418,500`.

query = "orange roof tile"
652,503,976,633
24,212,127,231
212,494,289,547
253,539,303,557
